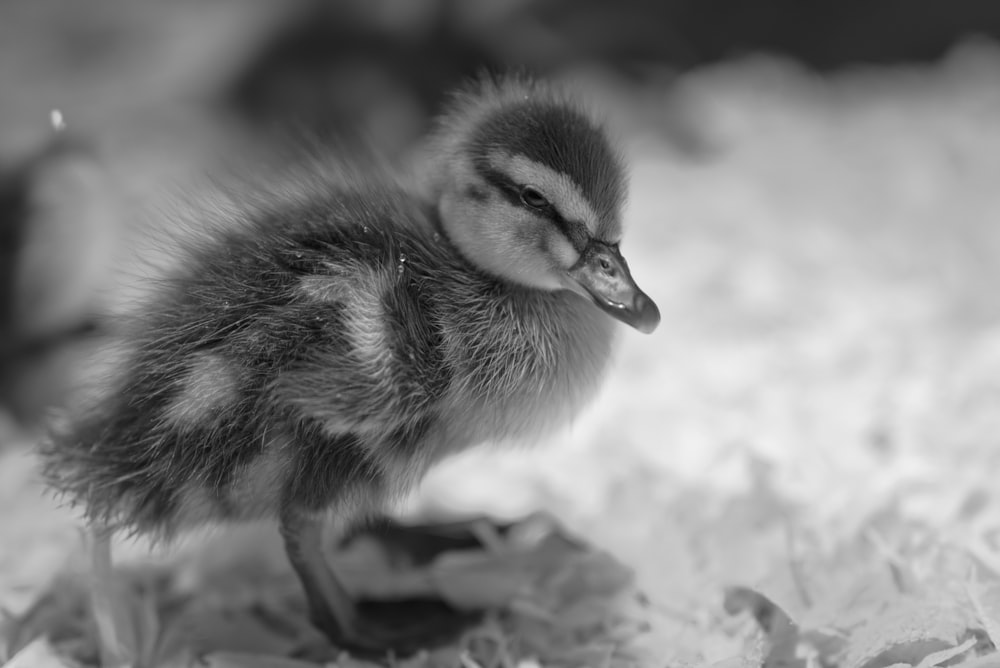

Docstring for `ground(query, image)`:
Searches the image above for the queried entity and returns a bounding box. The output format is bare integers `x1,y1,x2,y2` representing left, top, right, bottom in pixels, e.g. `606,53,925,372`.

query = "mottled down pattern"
40,76,626,539
41,184,454,535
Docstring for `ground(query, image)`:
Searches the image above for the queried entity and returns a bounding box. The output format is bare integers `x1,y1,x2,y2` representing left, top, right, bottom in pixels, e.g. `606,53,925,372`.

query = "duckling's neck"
427,251,618,445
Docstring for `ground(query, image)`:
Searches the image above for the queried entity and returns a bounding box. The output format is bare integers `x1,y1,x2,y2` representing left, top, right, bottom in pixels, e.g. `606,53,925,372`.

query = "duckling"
39,75,659,662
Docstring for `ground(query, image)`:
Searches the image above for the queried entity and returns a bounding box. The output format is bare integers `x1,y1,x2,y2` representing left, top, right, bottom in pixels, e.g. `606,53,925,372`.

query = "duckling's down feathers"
425,75,628,240
40,170,616,536
471,96,626,226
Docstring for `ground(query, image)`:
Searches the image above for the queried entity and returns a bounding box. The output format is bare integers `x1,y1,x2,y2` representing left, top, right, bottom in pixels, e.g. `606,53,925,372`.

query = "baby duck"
40,75,659,661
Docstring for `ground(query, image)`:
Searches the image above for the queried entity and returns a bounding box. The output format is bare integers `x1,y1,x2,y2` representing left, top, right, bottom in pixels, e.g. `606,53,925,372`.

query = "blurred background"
3,0,1000,664
4,0,1000,432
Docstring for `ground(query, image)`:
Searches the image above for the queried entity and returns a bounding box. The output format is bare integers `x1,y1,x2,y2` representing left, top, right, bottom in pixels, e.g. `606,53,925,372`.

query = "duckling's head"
427,76,659,334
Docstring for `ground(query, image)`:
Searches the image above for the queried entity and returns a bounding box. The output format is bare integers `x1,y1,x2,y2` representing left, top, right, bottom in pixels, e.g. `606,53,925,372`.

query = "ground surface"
4,3,1000,667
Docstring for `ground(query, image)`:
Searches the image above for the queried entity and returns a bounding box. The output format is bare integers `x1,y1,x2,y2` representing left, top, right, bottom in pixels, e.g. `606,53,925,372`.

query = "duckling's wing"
271,239,445,423
257,241,447,510
39,183,448,528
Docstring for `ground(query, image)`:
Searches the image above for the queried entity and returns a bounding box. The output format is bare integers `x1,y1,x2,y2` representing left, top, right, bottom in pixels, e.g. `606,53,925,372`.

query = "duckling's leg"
88,526,135,668
279,506,477,656
279,508,357,636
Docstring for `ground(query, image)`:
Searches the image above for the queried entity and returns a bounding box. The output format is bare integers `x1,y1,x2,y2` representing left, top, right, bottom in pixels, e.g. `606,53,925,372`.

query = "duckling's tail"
35,401,150,533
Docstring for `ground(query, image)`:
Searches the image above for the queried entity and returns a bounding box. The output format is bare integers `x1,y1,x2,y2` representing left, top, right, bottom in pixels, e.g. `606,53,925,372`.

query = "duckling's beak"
566,241,660,334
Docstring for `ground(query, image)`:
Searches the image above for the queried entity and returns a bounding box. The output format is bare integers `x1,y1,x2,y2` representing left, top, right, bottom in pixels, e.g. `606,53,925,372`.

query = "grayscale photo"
1,1,1000,667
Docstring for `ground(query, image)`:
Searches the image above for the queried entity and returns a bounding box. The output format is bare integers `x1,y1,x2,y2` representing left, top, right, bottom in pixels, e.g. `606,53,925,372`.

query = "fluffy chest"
278,237,619,483
434,287,618,447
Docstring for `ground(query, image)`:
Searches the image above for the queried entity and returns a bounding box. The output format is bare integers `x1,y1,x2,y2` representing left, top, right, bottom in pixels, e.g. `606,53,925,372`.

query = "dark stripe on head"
474,161,590,253
470,101,626,223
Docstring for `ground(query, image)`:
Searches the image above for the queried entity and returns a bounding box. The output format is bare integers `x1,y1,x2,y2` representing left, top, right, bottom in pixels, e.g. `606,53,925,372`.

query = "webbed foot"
281,508,484,658
321,598,481,658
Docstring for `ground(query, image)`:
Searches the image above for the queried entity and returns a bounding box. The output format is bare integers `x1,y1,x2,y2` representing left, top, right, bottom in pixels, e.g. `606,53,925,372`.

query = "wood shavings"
845,600,969,668
4,637,76,668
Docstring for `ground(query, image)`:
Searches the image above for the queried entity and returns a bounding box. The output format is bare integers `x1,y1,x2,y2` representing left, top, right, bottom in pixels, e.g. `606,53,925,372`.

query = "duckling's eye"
519,186,550,210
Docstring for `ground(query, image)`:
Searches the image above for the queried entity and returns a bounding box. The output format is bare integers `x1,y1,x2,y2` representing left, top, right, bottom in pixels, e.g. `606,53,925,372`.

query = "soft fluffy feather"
40,149,617,538
423,74,627,234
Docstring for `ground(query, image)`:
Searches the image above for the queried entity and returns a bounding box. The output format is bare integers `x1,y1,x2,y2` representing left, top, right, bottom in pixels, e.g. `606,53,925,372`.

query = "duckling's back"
40,175,451,533
42,168,618,537
46,71,656,536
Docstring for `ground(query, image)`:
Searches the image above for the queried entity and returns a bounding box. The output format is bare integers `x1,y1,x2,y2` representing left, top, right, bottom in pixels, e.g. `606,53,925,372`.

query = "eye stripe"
470,100,626,225
475,163,522,207
487,153,605,237
474,159,590,253
559,220,590,252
